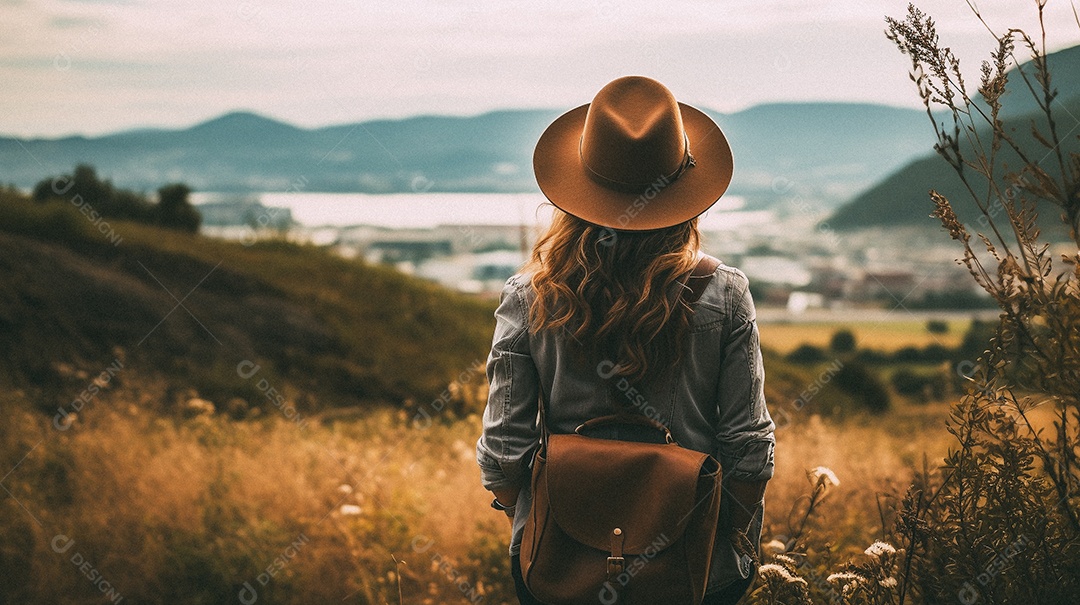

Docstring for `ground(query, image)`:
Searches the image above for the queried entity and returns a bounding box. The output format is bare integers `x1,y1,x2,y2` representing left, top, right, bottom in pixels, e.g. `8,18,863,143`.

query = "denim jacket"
475,259,775,593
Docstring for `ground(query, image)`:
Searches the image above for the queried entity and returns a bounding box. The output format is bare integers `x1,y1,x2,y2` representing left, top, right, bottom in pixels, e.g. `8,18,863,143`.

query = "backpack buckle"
607,527,625,579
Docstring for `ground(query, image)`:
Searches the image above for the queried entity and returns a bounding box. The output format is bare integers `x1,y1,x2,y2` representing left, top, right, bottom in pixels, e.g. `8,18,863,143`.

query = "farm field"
757,317,976,354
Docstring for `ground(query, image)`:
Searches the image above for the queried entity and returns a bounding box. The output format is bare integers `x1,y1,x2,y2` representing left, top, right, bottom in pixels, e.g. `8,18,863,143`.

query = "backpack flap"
544,432,716,555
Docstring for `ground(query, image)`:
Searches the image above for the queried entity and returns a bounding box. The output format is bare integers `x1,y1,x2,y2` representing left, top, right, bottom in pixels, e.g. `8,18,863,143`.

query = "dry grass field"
0,377,956,605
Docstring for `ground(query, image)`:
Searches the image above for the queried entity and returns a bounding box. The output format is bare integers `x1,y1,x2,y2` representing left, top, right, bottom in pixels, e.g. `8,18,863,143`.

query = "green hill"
0,189,494,414
830,44,1080,231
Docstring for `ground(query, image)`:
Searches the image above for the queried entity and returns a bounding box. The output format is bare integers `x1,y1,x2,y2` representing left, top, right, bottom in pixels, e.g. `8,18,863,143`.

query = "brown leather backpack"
520,255,724,605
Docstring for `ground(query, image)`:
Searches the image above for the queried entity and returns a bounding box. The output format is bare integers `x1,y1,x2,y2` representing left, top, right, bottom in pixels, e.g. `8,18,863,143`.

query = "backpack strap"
684,253,721,304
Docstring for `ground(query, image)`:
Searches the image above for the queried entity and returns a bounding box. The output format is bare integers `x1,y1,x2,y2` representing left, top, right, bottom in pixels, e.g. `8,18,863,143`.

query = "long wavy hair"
525,208,702,383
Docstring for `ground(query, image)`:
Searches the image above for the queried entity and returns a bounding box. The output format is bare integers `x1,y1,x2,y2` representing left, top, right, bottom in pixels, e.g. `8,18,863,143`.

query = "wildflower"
758,564,808,586
337,484,354,495
340,504,362,515
930,191,971,243
864,541,896,558
807,466,840,490
774,554,799,569
759,564,792,580
827,571,862,584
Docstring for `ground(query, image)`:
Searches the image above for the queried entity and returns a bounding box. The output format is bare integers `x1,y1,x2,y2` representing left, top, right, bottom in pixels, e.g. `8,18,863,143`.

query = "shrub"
919,343,950,363
890,343,951,364
831,362,890,413
890,368,947,402
956,319,998,364
853,348,888,364
786,344,828,364
829,329,856,353
30,165,201,233
891,345,922,363
926,319,949,334
156,183,201,233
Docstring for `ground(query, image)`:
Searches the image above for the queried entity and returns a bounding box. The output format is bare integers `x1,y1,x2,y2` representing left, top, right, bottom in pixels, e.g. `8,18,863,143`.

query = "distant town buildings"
195,197,992,310
197,198,293,231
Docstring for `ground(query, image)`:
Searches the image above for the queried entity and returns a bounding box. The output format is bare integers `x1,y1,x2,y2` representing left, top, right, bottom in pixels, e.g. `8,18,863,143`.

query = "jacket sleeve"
714,271,775,483
476,276,541,492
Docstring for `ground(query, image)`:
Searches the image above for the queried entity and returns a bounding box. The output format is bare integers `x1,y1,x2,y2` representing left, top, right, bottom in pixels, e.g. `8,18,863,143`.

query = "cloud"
1,0,1078,137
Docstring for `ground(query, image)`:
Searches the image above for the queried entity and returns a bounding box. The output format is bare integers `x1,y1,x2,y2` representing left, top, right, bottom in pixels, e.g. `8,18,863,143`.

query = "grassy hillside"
830,44,1080,231
830,93,1080,231
0,189,495,413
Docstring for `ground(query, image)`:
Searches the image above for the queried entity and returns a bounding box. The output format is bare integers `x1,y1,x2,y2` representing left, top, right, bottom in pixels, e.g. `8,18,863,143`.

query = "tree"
829,329,856,353
155,183,201,233
29,165,200,232
31,164,154,222
33,164,106,204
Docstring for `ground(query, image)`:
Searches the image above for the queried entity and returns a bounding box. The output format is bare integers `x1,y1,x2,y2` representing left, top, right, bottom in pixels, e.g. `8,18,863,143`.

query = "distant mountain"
706,103,932,202
830,44,1080,231
0,103,931,209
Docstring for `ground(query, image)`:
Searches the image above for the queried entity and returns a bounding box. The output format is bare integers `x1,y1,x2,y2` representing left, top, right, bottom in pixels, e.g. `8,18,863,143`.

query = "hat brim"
533,102,733,231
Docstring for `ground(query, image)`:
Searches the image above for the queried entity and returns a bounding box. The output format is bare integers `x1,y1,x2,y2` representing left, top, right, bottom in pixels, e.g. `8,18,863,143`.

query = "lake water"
191,191,770,231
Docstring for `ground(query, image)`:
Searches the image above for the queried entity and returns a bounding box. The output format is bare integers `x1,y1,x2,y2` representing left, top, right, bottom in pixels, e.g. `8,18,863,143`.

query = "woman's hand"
729,529,758,565
490,487,519,528
491,487,520,508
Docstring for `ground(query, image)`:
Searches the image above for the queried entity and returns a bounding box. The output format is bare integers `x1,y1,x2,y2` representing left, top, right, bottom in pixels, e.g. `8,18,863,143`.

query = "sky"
2,0,1080,138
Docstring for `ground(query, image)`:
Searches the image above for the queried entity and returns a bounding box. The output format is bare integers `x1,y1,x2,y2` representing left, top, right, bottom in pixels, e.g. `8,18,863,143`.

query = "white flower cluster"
826,541,900,597
773,554,800,568
864,541,896,559
759,563,809,587
826,571,861,584
807,466,840,490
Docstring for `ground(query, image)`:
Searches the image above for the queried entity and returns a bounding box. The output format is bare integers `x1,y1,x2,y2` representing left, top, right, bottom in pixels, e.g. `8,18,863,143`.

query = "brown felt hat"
533,76,733,231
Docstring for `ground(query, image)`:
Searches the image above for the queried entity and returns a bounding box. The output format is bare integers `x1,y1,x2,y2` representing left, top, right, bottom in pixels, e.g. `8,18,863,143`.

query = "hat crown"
580,76,688,190
531,75,732,231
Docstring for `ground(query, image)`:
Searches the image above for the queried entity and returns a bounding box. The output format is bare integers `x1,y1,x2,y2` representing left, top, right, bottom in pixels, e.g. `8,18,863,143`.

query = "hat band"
578,134,696,194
